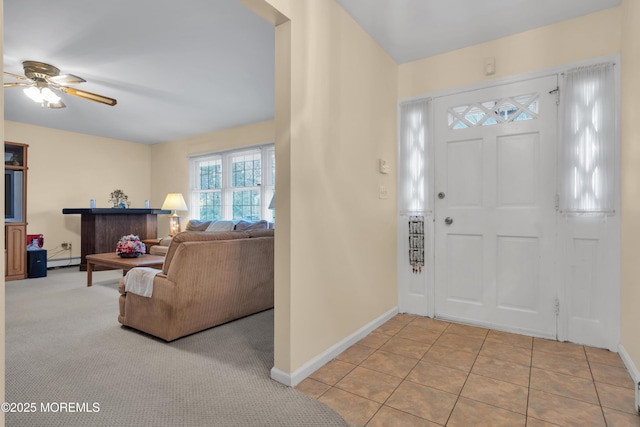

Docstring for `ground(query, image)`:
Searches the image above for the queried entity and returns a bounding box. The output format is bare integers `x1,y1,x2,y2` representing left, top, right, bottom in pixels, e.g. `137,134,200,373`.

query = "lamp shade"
162,193,188,212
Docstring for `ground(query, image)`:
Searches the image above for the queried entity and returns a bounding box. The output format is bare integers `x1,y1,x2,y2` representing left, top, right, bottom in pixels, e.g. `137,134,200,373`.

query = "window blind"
399,98,431,216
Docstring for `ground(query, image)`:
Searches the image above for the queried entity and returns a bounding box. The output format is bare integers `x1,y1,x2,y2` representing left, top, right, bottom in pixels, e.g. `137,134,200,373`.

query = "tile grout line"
314,317,416,426
364,316,438,426
438,329,538,422
440,322,488,427
584,344,609,425
524,336,534,426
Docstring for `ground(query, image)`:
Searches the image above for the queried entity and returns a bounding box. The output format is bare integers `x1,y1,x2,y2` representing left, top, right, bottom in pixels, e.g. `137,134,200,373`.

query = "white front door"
433,76,559,337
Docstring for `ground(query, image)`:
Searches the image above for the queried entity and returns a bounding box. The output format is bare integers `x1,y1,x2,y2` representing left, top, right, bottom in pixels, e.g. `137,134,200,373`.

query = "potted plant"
109,189,130,208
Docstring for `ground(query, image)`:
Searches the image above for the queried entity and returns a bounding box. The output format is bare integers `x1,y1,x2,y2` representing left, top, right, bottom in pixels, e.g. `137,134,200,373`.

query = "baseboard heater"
47,257,81,269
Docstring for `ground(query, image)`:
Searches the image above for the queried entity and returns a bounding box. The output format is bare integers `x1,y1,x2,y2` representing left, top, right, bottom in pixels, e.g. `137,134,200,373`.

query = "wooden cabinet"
5,142,28,281
62,209,168,271
6,224,26,279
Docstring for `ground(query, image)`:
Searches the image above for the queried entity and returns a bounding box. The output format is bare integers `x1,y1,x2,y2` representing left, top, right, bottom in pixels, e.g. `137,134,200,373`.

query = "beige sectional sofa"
118,228,274,341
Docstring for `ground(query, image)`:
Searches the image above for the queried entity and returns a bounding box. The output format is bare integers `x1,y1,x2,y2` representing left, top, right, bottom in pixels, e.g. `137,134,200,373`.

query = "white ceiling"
336,0,621,64
3,0,621,145
3,0,275,144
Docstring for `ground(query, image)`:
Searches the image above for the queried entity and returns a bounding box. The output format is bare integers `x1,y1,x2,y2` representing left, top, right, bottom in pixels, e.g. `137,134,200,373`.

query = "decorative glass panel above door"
447,93,539,130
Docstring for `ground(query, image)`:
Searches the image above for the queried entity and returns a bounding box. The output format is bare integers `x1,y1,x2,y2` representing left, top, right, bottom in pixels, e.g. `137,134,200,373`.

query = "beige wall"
4,121,152,260
266,0,399,373
149,120,275,236
398,7,621,99
621,0,640,374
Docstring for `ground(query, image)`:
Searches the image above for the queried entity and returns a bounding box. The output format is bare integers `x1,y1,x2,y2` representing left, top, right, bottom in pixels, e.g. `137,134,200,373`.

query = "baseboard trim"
47,257,81,269
618,344,640,413
271,306,399,387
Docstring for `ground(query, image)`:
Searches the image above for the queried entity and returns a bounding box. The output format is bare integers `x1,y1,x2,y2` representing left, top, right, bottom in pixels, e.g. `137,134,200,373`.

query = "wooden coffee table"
85,252,165,287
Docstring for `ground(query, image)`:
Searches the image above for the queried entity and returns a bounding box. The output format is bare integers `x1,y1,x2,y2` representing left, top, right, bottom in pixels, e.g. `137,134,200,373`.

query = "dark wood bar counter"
62,208,170,271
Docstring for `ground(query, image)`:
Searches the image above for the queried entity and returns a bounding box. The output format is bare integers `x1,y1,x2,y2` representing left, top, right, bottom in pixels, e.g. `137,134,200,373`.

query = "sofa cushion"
158,237,172,247
162,231,248,274
246,229,275,238
205,220,235,232
234,220,269,231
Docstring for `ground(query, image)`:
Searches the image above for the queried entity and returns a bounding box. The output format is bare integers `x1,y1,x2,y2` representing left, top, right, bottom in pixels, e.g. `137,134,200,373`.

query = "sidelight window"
559,62,616,215
399,98,431,215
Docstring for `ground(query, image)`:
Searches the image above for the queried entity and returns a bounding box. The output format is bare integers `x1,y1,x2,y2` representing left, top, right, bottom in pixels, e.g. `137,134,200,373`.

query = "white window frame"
189,143,275,222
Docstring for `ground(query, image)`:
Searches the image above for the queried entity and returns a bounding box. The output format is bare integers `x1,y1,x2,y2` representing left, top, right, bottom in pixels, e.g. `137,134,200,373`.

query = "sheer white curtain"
399,99,431,215
560,62,616,214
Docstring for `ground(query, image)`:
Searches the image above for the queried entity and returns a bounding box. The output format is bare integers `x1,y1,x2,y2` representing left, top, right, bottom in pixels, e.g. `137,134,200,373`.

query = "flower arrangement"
109,189,130,208
116,234,146,258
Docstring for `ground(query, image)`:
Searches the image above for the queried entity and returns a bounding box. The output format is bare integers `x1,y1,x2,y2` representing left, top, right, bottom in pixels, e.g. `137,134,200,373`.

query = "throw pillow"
186,220,212,231
235,220,269,231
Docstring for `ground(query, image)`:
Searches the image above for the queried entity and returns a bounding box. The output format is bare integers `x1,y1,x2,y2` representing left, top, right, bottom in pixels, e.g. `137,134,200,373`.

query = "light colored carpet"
5,268,347,427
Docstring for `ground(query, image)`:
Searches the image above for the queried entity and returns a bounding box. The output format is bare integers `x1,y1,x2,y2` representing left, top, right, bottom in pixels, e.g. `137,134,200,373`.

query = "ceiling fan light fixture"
23,86,61,107
41,87,61,104
23,86,43,102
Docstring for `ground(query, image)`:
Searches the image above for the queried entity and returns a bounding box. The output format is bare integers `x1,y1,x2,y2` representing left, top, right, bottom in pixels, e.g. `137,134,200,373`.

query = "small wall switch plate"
379,185,389,199
484,57,496,75
379,159,390,174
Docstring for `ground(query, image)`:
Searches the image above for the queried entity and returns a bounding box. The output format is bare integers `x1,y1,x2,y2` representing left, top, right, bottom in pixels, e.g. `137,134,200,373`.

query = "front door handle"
445,217,453,225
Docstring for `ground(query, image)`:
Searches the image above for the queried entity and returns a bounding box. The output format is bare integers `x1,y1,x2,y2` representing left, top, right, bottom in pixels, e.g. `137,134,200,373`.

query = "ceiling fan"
3,60,117,109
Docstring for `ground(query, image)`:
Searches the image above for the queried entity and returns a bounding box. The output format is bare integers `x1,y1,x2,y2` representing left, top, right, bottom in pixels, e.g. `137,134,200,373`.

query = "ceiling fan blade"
3,71,30,81
59,86,117,106
3,82,31,88
48,74,86,86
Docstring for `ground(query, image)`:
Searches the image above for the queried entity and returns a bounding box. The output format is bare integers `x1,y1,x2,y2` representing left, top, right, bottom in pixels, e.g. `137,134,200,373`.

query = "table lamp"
162,193,188,237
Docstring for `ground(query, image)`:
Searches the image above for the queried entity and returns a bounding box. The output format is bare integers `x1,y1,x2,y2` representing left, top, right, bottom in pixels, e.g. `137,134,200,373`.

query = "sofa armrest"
149,245,168,256
118,273,168,295
119,273,179,341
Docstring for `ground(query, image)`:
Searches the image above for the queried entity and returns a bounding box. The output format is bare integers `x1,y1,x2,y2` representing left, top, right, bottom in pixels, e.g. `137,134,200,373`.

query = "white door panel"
497,133,538,207
434,76,558,337
560,217,620,350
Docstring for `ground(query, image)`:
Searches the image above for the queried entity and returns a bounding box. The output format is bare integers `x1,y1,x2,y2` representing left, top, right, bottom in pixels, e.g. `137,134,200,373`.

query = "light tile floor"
296,313,640,427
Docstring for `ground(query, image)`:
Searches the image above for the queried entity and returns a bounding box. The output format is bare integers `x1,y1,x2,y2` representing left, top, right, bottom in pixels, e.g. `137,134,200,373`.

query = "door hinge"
554,298,560,316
